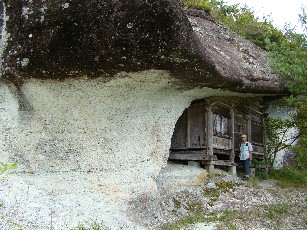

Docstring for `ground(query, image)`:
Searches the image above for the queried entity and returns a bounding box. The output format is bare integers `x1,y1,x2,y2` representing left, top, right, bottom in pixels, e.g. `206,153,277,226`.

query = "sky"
225,0,306,33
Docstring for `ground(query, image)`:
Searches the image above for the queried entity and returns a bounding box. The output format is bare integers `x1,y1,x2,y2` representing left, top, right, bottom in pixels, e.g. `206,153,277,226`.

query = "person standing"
239,134,253,178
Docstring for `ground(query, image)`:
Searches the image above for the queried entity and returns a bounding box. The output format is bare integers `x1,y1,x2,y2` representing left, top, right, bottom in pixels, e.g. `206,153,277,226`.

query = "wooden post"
207,105,213,156
229,107,236,175
230,107,235,162
248,110,252,142
250,167,256,177
228,165,237,175
263,116,267,158
187,108,191,148
205,104,214,173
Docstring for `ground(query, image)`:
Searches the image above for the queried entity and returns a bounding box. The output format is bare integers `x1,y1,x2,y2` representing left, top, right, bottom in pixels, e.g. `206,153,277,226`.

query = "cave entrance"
168,97,266,175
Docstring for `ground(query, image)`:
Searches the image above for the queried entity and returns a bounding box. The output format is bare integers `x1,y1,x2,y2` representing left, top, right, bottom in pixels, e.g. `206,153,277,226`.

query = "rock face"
0,0,286,228
1,0,283,93
1,0,202,79
0,71,246,228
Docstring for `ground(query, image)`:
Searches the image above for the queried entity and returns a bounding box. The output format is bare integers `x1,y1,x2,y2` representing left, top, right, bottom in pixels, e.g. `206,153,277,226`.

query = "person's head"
241,134,247,142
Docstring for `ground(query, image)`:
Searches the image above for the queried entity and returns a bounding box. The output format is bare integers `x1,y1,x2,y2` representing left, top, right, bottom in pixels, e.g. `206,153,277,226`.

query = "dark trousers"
242,159,250,176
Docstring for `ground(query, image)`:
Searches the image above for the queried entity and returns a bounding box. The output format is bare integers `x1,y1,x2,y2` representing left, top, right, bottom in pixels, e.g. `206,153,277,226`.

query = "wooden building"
169,97,266,174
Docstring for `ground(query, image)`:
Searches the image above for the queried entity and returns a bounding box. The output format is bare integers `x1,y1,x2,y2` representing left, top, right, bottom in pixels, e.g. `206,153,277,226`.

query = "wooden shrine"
169,97,266,174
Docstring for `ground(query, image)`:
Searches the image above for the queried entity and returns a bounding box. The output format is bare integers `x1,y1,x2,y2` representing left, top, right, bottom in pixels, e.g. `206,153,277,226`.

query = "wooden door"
187,104,207,148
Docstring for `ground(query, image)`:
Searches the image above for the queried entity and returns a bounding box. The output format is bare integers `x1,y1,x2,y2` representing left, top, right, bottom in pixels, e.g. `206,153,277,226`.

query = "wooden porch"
169,97,266,175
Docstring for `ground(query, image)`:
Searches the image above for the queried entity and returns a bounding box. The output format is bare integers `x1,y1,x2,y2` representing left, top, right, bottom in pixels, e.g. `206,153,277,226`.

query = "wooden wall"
170,97,266,159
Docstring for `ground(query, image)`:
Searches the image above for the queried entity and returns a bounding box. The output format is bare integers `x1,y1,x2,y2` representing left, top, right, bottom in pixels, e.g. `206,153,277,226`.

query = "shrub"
184,0,213,13
270,168,307,187
184,0,285,50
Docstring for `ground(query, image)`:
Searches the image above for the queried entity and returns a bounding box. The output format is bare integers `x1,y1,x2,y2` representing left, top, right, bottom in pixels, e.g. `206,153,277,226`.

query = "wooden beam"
203,160,237,166
213,149,232,155
169,153,217,161
212,160,237,166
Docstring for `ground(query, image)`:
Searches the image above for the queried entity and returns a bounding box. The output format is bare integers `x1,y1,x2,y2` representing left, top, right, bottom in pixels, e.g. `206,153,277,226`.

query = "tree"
184,0,285,49
265,8,307,171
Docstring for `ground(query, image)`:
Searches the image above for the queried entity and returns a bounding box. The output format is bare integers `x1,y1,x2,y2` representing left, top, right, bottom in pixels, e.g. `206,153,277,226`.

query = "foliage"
184,0,285,49
264,117,299,169
267,33,307,106
0,162,17,176
292,137,307,170
270,167,307,187
160,202,303,229
299,6,307,33
184,0,213,13
266,8,307,173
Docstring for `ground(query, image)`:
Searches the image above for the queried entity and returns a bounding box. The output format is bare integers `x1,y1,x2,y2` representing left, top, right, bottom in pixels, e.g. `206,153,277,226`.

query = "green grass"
270,168,307,187
159,213,204,230
267,203,290,220
75,222,106,230
160,202,302,230
184,0,213,13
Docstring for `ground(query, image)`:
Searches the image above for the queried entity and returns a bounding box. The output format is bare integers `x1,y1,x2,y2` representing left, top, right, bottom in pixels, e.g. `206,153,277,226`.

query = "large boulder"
1,0,284,93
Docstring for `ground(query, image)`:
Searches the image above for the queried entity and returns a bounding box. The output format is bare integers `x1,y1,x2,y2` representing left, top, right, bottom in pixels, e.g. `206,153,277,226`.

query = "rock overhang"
0,0,286,94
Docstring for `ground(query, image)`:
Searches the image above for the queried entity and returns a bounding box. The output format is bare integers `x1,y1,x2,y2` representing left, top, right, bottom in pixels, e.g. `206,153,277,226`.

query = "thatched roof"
0,0,284,93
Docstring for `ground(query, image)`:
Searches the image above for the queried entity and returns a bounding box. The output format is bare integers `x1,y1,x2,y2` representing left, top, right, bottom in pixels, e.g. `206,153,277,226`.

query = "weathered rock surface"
1,0,284,93
0,70,251,228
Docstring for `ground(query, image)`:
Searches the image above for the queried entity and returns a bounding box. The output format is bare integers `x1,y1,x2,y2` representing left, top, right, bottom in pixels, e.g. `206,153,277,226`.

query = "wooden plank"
213,136,232,150
213,160,237,166
170,150,207,154
213,148,232,155
234,114,248,149
169,153,216,161
204,160,237,166
188,105,206,148
207,105,213,155
248,111,252,141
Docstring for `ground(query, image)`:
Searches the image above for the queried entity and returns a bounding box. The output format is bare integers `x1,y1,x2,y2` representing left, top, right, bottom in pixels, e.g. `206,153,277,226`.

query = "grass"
160,202,306,230
75,222,106,230
270,168,307,187
184,0,213,13
206,203,296,229
159,213,204,230
246,177,261,188
267,203,290,220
